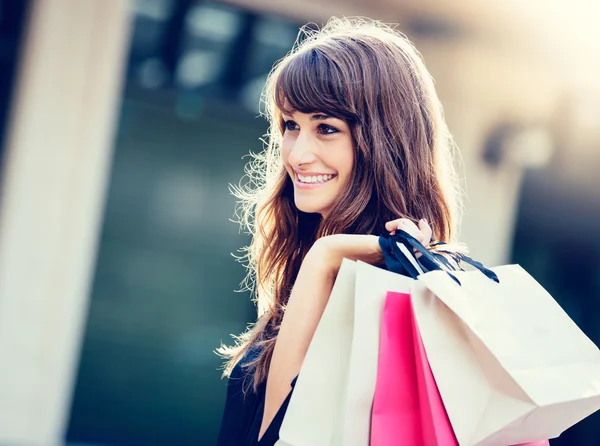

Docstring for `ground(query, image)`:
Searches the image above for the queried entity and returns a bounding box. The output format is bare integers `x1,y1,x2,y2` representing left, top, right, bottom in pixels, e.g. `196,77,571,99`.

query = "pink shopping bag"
371,291,549,446
371,291,457,446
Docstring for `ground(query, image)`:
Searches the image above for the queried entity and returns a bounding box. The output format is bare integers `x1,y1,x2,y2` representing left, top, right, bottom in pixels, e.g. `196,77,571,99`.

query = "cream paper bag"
277,259,413,446
341,261,413,446
276,259,357,446
411,264,600,446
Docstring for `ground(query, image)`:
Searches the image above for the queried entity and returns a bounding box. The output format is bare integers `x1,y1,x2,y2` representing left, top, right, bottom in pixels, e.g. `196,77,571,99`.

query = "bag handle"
379,230,500,285
378,231,425,279
384,231,462,285
399,230,499,283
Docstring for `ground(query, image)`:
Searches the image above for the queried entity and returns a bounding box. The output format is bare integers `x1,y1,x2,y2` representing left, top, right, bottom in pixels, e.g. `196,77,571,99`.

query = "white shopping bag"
342,261,412,446
276,259,413,446
411,264,600,446
276,259,357,446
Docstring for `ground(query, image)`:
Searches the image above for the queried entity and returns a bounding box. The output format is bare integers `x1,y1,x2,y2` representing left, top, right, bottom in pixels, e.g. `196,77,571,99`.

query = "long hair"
217,17,464,390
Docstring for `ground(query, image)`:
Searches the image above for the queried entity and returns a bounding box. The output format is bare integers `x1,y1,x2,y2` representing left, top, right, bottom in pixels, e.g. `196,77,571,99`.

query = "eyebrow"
310,113,333,121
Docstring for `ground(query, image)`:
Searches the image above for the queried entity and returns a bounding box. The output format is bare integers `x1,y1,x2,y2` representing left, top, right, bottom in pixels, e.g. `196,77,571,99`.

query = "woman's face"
280,109,354,217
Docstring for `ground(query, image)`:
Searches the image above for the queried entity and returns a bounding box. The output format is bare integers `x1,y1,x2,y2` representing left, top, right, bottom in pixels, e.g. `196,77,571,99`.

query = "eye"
283,120,299,132
318,124,339,135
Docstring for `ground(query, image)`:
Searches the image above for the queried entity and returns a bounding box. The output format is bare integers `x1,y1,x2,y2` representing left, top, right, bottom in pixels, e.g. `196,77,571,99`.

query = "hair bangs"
274,48,356,122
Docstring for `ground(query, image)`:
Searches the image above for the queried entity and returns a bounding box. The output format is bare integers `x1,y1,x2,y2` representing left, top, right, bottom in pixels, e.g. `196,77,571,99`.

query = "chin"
294,199,329,216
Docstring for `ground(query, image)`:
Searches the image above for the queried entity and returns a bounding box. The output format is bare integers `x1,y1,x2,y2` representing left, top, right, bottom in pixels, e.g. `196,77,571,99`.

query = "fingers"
384,218,415,233
385,217,431,246
418,218,433,245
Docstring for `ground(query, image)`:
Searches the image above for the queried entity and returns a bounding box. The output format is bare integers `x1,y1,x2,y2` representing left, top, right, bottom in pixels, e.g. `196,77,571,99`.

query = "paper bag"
277,260,412,446
412,265,600,446
371,291,458,446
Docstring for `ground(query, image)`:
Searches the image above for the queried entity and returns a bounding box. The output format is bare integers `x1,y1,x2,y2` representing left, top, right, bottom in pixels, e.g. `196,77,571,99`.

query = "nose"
287,130,317,168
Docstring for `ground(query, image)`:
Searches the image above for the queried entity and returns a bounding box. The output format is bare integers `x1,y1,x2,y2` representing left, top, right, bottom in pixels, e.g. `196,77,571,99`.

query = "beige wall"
0,1,131,444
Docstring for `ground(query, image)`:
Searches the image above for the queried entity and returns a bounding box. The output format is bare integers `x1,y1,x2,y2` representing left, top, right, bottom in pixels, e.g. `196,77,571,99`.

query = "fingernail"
422,218,428,223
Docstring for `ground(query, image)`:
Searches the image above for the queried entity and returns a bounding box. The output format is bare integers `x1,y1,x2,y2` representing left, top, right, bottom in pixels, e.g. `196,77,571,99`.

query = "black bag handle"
379,230,500,285
420,238,500,283
378,232,424,279
379,231,460,284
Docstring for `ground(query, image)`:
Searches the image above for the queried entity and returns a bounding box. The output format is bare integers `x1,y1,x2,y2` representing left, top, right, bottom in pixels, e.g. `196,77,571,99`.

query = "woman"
217,17,462,445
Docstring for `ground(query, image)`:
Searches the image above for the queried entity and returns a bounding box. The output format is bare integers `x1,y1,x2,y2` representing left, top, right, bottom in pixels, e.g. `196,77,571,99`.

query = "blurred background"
0,0,598,445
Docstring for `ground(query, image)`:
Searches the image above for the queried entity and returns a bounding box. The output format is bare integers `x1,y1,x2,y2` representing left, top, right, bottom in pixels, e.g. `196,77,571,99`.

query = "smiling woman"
216,16,463,445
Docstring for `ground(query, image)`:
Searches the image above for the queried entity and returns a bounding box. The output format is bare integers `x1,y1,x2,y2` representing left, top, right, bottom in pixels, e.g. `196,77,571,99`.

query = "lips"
294,169,337,180
294,172,337,189
297,173,335,183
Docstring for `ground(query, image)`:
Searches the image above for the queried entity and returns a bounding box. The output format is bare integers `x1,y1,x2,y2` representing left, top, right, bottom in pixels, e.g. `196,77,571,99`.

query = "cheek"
339,143,355,178
346,152,355,174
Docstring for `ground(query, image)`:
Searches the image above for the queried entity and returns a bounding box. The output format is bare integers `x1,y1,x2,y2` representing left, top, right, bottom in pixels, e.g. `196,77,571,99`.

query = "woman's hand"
385,217,432,246
385,217,433,258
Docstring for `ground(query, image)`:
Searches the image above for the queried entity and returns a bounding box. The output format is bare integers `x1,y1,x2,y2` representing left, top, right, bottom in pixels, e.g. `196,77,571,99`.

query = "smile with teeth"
297,173,336,184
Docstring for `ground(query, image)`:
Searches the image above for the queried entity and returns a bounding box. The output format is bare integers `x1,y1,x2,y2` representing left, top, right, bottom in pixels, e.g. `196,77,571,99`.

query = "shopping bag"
341,262,412,446
276,259,357,446
383,230,600,446
277,259,413,446
412,267,600,445
371,290,458,446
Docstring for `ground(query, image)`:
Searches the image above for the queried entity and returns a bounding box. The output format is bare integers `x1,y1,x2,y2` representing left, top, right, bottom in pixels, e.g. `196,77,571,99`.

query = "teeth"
298,174,334,184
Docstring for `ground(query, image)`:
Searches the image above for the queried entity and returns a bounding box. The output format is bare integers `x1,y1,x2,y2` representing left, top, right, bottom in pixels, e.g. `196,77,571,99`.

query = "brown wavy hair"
217,17,464,390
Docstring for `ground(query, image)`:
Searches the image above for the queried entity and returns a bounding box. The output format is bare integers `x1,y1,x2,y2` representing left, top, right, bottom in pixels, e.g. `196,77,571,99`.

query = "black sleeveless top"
216,347,298,446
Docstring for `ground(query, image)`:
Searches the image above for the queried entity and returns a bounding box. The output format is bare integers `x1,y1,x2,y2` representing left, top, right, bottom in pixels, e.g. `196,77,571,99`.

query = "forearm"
260,247,336,436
